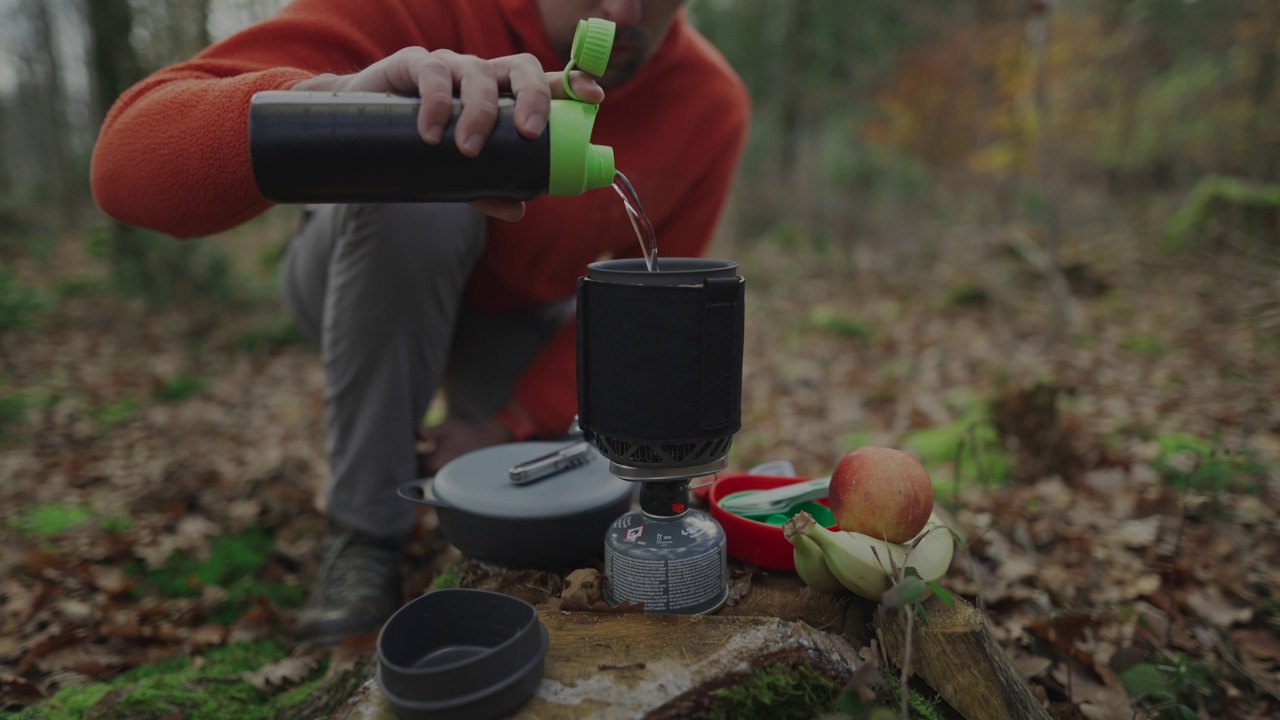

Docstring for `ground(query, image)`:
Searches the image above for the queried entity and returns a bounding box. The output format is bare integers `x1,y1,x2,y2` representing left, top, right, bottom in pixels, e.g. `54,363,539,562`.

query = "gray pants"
281,203,571,539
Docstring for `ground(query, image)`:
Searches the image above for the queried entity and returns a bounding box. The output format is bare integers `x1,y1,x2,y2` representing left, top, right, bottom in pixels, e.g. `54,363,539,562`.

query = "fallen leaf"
1010,651,1053,678
325,635,376,680
725,570,753,607
55,599,96,624
34,644,127,677
1121,573,1162,601
1078,685,1133,720
244,653,321,692
0,671,45,705
89,565,131,595
1231,628,1280,667
0,580,39,628
1105,516,1161,548
1051,658,1108,706
563,568,604,605
840,643,885,705
186,625,227,648
1184,587,1253,629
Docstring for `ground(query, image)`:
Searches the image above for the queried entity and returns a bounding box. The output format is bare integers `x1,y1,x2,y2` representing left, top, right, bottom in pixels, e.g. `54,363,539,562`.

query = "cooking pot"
397,442,635,569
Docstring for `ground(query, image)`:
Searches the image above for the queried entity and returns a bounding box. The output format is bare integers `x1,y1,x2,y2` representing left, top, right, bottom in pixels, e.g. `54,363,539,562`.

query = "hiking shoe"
297,521,404,645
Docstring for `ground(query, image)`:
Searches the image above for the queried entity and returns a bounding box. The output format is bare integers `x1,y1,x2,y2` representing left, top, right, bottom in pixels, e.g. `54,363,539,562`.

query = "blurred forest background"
1,1,1279,719
1,0,1279,275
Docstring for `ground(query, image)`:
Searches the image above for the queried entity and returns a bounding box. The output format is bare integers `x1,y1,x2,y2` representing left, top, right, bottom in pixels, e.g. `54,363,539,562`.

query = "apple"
827,447,934,544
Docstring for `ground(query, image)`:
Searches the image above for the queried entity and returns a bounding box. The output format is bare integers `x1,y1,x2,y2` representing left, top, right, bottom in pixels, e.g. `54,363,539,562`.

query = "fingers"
411,52,454,145
551,71,605,104
358,47,454,145
350,49,604,156
452,53,500,157
499,54,552,139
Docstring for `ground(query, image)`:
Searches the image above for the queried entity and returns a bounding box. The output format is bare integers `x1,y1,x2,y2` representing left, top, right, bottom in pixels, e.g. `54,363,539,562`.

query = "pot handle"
397,477,451,507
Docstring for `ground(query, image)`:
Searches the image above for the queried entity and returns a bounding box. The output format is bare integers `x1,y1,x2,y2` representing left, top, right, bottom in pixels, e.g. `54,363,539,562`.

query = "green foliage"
902,404,1012,495
1164,175,1280,249
134,529,305,624
926,582,954,607
1122,334,1167,357
5,640,326,720
153,373,206,402
0,191,59,262
1152,433,1271,493
0,269,44,334
881,575,927,609
13,503,95,536
808,306,874,341
94,396,140,431
1119,653,1221,719
87,225,241,307
54,276,110,298
430,559,461,591
840,431,876,453
824,138,933,207
99,515,134,534
760,223,831,254
0,390,26,439
258,241,288,272
944,284,989,309
838,662,944,720
877,672,945,720
234,315,306,354
696,661,842,720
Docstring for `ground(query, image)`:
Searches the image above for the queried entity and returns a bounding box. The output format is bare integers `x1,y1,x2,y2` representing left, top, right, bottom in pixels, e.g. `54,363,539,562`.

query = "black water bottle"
248,91,615,203
248,18,617,204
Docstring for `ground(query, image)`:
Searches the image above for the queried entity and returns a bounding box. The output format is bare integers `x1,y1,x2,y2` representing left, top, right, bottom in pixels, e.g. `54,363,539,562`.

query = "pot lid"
433,442,634,519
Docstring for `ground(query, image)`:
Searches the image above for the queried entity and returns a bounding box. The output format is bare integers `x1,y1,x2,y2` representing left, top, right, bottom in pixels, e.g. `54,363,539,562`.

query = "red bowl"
708,474,838,572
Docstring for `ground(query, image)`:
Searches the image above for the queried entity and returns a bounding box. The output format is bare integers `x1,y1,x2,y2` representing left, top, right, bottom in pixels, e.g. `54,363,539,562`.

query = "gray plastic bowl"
376,589,548,719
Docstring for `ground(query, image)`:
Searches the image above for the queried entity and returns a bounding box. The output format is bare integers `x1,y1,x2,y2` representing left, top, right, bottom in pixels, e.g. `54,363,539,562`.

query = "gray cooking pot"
397,442,635,569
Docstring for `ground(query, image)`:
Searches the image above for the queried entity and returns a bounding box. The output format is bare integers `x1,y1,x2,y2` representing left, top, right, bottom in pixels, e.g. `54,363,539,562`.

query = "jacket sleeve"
90,0,454,239
502,110,751,438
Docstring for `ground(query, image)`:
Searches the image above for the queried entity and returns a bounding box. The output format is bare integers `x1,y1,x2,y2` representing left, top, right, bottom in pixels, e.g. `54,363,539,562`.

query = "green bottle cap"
572,18,615,76
547,99,615,196
561,18,615,102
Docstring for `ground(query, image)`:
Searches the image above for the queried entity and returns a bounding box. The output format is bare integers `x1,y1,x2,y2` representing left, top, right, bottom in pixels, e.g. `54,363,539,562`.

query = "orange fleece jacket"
91,0,750,438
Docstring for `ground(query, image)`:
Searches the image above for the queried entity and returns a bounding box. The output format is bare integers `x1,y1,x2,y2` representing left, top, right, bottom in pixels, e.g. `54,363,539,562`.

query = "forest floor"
1,196,1278,719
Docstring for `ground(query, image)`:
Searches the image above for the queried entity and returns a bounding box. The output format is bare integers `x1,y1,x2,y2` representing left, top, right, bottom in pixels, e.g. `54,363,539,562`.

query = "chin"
600,58,645,89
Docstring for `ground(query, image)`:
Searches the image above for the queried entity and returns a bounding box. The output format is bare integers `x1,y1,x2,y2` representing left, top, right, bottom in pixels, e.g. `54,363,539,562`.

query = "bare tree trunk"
1248,0,1278,183
85,0,149,292
0,99,10,195
86,0,145,125
778,0,812,179
1027,0,1070,345
195,0,212,50
25,0,77,207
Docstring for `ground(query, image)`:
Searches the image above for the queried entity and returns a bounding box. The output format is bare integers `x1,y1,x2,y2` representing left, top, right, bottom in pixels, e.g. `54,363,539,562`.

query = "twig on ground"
900,606,915,720
597,662,646,671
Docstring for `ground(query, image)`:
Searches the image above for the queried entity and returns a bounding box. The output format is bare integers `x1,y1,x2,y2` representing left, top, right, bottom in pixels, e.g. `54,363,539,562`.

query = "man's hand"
418,416,514,476
291,49,605,222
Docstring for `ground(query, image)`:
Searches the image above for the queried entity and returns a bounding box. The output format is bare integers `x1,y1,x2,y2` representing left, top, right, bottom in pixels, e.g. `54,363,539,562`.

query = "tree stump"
337,561,1048,720
878,595,1051,720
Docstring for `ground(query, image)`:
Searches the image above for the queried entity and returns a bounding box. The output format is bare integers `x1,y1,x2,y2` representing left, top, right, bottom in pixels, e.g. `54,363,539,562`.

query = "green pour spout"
548,18,616,196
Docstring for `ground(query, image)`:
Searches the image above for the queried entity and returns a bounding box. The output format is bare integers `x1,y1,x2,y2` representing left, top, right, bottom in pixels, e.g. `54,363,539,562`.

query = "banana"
789,533,846,593
782,511,955,601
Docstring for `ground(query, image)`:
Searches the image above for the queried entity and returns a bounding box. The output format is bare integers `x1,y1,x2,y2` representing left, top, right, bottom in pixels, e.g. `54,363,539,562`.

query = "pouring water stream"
612,170,658,272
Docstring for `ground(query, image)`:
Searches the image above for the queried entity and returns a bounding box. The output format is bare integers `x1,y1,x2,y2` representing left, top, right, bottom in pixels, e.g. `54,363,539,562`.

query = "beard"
559,25,652,90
